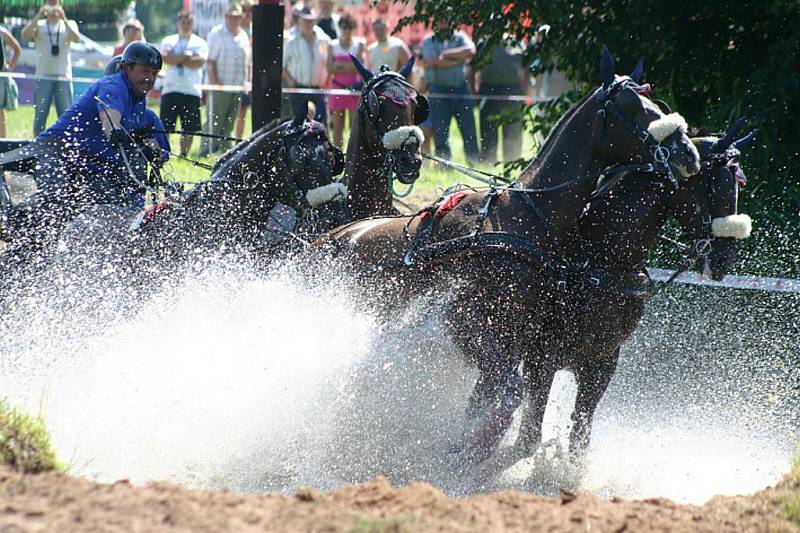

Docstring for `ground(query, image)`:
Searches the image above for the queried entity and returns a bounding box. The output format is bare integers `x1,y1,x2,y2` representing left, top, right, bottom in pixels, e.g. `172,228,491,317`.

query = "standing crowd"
6,0,536,164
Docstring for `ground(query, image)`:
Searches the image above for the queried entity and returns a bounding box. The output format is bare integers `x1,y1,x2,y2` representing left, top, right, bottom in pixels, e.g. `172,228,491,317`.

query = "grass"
0,399,62,473
783,455,800,523
4,103,538,205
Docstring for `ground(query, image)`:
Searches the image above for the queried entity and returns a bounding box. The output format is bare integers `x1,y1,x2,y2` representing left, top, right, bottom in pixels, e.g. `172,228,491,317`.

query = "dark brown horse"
342,54,428,219
513,120,755,463
313,49,702,463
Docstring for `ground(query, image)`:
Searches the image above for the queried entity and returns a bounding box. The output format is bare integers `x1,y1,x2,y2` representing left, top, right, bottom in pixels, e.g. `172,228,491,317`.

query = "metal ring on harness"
384,152,415,198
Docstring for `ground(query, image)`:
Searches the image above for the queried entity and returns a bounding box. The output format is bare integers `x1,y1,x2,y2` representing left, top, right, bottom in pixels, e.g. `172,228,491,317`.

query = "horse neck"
576,184,672,272
343,117,392,219
515,94,605,242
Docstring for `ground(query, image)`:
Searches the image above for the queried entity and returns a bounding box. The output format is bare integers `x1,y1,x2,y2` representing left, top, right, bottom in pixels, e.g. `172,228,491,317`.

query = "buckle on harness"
557,280,567,291
589,276,601,287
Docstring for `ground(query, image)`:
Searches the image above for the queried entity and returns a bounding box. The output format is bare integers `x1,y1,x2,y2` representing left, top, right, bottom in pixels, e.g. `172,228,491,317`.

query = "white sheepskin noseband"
647,113,688,143
306,182,348,207
383,126,424,150
711,214,752,239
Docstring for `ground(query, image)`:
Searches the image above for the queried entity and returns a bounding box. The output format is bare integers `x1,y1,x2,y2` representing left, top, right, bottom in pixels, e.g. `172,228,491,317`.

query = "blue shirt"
421,31,474,87
39,70,170,169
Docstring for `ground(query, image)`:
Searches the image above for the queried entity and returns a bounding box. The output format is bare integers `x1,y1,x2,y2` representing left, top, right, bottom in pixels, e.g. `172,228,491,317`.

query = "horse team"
1,48,754,469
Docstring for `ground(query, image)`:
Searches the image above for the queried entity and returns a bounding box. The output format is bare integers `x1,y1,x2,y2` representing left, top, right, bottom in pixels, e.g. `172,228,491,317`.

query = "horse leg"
458,333,524,464
515,361,557,457
568,346,620,463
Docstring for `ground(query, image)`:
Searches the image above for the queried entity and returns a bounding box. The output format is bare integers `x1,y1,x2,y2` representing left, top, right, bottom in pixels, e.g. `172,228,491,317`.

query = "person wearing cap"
20,0,81,135
283,5,330,123
199,2,251,156
0,41,170,268
113,18,145,56
160,9,208,157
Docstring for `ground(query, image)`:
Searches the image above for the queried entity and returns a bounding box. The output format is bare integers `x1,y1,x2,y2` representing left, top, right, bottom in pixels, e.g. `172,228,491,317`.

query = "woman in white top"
325,13,365,149
21,0,80,135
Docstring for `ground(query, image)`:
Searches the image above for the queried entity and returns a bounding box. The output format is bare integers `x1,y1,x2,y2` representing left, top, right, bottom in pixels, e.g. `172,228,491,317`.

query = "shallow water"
1,258,797,504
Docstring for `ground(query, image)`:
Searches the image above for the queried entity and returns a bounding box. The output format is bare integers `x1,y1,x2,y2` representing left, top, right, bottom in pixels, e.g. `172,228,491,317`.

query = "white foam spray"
0,258,796,504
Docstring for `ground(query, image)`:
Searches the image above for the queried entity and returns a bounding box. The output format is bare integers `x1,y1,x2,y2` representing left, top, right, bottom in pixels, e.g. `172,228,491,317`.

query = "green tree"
398,0,800,223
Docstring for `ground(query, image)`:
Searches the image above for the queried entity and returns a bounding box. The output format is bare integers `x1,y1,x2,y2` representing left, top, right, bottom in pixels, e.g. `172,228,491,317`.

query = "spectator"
476,43,528,164
316,0,339,40
0,25,22,138
283,6,329,124
326,13,364,148
200,2,251,157
234,0,254,140
114,19,145,56
160,10,208,157
420,21,479,165
21,0,80,136
367,18,410,73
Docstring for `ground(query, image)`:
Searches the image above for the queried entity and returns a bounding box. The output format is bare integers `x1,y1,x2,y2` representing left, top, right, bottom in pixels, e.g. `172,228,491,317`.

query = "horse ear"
733,129,757,150
630,56,644,83
712,117,746,152
350,53,373,82
600,46,615,87
399,52,416,78
292,100,308,126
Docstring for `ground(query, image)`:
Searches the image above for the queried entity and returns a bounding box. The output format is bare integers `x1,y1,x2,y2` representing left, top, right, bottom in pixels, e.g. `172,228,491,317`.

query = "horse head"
594,47,701,181
213,102,350,233
670,119,754,280
351,53,426,185
276,102,350,231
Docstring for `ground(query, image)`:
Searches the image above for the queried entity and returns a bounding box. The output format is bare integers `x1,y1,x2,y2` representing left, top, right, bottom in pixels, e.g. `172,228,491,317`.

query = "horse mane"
212,118,292,184
519,88,597,180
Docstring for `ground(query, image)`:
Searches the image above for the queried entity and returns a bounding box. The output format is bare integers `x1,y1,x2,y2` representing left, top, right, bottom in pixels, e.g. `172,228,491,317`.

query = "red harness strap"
419,191,471,222
130,201,175,232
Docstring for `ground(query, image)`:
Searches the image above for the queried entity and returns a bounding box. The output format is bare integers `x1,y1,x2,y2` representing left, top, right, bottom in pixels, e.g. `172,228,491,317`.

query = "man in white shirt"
367,18,410,73
21,0,80,135
160,10,208,157
282,6,329,123
199,2,250,157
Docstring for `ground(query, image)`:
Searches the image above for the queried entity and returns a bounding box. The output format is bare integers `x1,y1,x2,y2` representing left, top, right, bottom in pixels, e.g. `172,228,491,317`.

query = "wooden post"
251,0,285,130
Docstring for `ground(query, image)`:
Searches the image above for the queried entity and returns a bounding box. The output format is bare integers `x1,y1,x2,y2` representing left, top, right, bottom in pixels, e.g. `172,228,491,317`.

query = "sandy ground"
0,466,798,532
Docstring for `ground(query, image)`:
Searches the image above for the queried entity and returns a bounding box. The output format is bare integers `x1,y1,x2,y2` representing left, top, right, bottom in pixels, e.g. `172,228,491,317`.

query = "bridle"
357,68,427,197
595,77,680,186
273,120,345,219
657,146,743,286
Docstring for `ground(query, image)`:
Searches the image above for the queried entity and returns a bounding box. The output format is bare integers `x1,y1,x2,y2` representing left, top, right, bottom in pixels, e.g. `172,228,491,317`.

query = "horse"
341,54,429,219
512,119,755,463
311,48,702,462
0,103,349,293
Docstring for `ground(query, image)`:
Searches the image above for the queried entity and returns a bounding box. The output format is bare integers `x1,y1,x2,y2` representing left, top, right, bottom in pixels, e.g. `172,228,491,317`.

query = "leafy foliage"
397,0,800,224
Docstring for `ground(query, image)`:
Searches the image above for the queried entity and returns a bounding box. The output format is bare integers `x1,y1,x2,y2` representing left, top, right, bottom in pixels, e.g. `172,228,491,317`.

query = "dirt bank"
1,466,798,532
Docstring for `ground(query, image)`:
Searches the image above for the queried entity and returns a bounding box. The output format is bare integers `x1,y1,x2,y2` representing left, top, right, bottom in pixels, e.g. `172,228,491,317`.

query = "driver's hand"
143,139,164,167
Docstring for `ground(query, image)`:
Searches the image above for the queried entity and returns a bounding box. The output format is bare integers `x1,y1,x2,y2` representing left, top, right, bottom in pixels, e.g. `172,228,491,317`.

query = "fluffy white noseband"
306,182,348,207
647,113,688,143
711,214,752,239
383,126,424,150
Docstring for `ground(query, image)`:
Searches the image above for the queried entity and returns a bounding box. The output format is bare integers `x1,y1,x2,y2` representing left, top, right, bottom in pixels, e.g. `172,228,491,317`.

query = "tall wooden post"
251,0,285,130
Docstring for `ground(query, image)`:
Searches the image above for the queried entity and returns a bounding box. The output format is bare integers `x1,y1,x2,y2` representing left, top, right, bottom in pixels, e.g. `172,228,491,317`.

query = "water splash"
0,258,797,504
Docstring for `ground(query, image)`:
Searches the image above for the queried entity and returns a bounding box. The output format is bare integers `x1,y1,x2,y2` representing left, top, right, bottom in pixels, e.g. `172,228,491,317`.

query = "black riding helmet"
121,41,162,71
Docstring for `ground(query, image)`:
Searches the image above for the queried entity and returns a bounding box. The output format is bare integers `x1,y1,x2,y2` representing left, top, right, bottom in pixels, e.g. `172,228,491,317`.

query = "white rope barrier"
0,70,546,102
648,268,800,294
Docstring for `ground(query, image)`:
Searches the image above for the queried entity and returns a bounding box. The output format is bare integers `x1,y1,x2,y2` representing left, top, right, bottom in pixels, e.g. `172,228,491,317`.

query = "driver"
0,41,170,270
